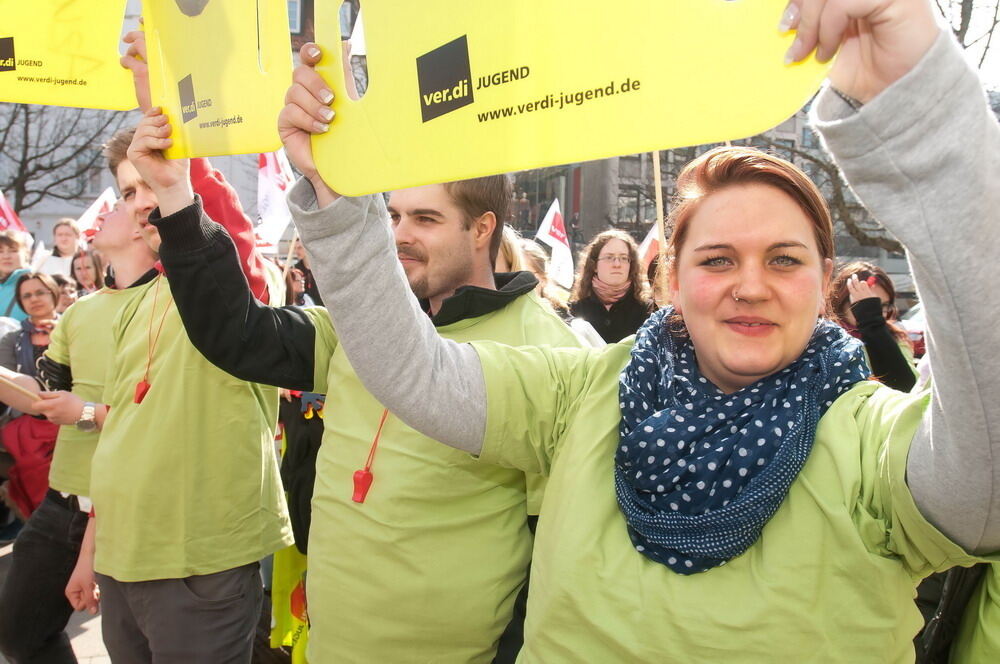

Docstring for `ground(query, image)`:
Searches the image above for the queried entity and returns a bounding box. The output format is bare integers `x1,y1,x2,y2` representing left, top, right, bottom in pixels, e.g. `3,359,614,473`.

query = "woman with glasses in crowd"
0,273,60,376
569,230,653,343
0,273,61,518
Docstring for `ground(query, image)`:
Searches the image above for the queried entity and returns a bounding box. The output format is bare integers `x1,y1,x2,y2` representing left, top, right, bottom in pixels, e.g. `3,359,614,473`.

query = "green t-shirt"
952,563,1000,663
44,287,133,496
92,275,292,581
304,292,583,664
473,340,993,663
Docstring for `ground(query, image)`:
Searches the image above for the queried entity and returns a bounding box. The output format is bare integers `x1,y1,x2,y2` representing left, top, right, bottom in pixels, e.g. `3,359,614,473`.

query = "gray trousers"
96,562,262,664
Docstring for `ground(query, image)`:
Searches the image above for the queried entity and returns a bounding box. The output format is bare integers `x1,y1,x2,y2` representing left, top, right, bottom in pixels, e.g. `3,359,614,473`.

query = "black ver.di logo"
179,74,197,123
416,36,474,123
0,38,16,73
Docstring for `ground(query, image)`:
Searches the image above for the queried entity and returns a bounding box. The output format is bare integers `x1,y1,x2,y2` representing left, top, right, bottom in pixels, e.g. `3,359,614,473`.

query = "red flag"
0,190,26,232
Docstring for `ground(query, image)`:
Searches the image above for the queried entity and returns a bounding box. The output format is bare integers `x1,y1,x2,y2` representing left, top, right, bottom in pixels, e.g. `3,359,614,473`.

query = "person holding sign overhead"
25,30,293,663
140,128,588,663
277,0,1000,660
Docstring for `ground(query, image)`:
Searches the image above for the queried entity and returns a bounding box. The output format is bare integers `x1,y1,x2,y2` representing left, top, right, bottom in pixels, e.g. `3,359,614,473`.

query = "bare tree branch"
0,103,129,214
977,1,1000,68
958,0,974,43
935,0,949,23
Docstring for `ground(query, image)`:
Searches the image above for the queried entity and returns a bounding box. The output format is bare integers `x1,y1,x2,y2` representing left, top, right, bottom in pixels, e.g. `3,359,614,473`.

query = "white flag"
535,199,574,290
256,149,295,254
29,240,47,271
349,9,367,56
77,187,118,239
637,224,659,271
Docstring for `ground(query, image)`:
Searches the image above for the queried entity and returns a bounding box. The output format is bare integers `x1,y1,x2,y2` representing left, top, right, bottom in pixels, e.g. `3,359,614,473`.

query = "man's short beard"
407,274,430,300
405,250,475,304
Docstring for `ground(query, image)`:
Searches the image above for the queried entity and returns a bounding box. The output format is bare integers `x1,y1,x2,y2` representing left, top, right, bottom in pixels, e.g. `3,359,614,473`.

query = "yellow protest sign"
0,0,135,110
143,0,292,158
313,0,831,196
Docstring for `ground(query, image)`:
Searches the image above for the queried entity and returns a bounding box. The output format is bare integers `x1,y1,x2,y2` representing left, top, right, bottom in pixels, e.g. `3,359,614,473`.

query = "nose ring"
733,289,743,303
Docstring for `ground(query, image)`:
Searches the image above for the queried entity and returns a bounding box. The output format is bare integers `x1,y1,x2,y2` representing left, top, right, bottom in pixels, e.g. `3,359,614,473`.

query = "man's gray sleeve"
287,186,487,454
812,31,1000,553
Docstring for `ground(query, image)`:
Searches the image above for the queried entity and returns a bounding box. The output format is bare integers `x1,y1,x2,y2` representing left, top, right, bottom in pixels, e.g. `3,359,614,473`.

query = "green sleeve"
860,386,1000,578
898,340,919,381
472,341,616,475
304,307,338,394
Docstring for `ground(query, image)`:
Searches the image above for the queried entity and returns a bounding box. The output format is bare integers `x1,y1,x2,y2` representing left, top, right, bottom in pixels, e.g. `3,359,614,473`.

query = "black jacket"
570,293,651,343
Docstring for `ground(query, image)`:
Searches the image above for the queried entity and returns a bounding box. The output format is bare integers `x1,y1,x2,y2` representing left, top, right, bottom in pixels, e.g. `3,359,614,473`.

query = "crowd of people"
0,0,996,662
0,220,122,534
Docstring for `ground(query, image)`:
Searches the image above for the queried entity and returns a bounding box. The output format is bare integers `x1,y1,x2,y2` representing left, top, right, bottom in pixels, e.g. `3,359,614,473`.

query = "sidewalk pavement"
0,542,110,664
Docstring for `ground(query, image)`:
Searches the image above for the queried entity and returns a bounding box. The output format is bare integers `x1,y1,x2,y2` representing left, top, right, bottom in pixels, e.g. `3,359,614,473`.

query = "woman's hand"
277,43,340,207
781,0,940,103
846,274,879,304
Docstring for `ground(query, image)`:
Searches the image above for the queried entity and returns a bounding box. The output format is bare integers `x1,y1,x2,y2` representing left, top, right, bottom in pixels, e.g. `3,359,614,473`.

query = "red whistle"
352,469,374,503
865,276,877,287
134,380,151,404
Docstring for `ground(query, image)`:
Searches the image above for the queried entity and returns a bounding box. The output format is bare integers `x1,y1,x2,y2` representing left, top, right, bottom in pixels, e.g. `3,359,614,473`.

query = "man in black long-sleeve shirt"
141,124,583,659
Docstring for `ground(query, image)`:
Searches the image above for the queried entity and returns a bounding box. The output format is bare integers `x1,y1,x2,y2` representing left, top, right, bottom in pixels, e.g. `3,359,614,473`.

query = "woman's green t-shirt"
473,340,992,663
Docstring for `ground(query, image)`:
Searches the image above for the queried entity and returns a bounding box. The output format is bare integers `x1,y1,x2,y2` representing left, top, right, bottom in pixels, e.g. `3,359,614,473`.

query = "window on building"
85,167,102,195
776,116,797,134
340,1,355,39
802,126,818,149
773,138,794,162
288,0,302,34
74,153,103,195
619,155,641,180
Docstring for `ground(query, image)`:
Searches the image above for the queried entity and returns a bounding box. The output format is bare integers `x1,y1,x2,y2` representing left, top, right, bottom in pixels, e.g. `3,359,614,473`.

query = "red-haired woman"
569,230,652,343
831,261,917,392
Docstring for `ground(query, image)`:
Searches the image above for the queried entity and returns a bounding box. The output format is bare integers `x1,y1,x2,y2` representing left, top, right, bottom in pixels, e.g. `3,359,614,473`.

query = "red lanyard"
352,408,390,503
135,276,173,404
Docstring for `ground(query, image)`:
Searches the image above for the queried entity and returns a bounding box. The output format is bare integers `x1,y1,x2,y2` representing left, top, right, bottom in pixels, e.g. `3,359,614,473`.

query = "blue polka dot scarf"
615,307,869,574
